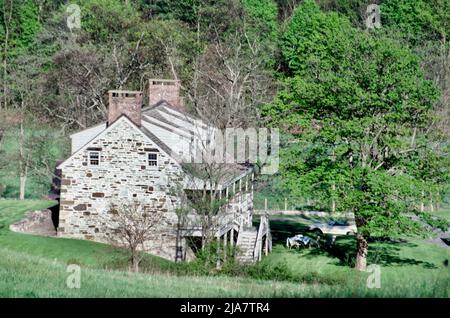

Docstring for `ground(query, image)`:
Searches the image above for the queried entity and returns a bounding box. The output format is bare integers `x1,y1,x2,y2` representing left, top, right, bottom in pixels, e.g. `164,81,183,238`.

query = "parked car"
308,219,357,236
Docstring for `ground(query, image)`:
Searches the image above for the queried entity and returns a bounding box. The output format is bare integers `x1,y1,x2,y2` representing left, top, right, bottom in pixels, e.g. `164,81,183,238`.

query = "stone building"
56,79,271,263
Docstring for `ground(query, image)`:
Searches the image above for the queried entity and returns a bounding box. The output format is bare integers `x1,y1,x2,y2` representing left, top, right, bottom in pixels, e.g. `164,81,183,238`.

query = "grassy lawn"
430,208,450,221
0,200,119,267
256,214,450,297
0,200,449,297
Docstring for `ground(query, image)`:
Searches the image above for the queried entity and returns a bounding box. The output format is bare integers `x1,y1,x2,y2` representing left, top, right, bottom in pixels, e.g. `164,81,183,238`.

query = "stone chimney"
108,90,143,127
149,79,184,112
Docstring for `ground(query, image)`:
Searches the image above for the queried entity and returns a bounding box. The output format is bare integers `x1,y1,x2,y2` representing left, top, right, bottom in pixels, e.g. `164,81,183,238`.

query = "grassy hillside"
0,200,449,297
0,248,313,298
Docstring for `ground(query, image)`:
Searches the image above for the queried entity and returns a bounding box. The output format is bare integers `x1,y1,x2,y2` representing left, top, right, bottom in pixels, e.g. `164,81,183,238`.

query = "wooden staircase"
236,227,258,264
235,214,272,264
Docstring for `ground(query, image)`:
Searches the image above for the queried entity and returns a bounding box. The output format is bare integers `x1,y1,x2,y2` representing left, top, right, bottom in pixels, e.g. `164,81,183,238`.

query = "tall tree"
264,0,445,271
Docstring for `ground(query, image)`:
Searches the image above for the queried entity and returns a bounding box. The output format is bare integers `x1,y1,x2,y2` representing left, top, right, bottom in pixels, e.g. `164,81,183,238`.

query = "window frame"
88,151,100,166
148,151,158,168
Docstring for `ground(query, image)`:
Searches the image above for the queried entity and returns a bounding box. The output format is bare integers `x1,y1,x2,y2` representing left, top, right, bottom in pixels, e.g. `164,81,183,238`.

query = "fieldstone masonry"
58,117,185,260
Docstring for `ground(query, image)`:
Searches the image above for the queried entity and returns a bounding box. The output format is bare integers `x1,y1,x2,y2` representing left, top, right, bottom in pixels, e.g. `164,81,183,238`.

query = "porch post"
223,231,228,261
239,179,242,204
265,235,269,256
251,173,254,193
226,186,229,213
230,228,234,247
216,233,221,269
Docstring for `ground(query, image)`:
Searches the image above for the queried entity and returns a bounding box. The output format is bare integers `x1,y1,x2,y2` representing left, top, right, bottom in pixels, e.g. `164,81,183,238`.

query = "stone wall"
59,117,184,260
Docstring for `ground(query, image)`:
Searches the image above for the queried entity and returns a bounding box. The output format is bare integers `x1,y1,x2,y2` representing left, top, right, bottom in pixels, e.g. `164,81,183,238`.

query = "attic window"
89,151,100,166
148,152,158,167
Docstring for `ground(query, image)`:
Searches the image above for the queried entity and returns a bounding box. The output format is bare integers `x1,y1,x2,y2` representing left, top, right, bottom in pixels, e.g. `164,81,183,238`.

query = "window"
89,151,100,166
148,152,158,167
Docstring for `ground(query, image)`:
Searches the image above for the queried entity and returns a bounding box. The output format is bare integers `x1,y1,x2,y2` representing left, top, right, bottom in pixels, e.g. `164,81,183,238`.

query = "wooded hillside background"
0,0,448,213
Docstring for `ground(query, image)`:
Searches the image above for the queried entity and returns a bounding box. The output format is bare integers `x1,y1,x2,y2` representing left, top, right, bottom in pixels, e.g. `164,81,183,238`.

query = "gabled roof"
62,100,253,187
57,115,179,170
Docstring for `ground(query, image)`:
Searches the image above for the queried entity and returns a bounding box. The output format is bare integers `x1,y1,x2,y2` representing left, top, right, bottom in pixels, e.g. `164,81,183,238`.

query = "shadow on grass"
254,216,326,245
265,218,438,269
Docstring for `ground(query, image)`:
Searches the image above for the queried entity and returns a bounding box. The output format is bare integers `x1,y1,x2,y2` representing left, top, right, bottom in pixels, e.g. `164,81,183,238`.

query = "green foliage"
242,0,278,42
316,0,368,27
419,212,450,232
280,0,357,75
139,0,201,25
0,126,68,199
0,0,42,57
381,0,449,43
76,0,141,43
139,0,243,40
265,1,442,241
136,19,200,81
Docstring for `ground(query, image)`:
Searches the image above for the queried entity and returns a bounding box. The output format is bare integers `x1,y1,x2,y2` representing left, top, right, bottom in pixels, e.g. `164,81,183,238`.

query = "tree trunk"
130,251,139,273
355,233,368,271
331,182,336,213
2,0,13,110
18,120,28,200
331,149,336,213
420,190,425,212
428,192,434,212
19,169,27,200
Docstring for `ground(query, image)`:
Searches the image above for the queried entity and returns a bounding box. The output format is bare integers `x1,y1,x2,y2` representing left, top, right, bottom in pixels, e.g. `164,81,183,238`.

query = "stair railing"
254,214,270,262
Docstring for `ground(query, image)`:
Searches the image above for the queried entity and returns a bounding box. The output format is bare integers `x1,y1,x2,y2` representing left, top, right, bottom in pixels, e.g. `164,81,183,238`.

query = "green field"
0,200,449,297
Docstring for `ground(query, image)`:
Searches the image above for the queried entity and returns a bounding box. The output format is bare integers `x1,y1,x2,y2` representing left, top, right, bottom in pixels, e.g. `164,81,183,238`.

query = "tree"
38,4,199,129
1,0,42,110
187,33,275,129
77,0,141,44
0,109,21,195
264,0,445,271
105,201,161,273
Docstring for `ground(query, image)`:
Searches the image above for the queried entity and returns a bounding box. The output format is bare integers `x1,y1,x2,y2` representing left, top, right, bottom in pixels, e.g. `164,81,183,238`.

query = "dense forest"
0,0,448,269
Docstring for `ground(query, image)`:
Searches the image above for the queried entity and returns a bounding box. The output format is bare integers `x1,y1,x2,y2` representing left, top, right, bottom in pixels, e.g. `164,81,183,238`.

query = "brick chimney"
149,79,184,112
108,90,143,127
